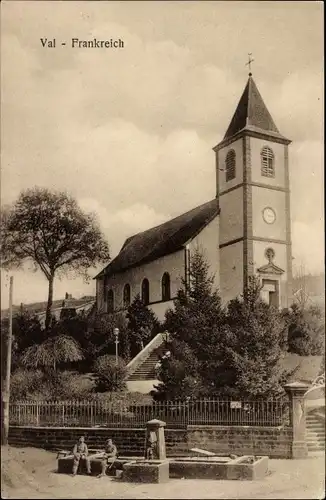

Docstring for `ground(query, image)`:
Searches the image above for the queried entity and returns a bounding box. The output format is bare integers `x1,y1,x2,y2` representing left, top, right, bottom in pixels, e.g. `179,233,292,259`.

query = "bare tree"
1,187,110,330
292,262,311,309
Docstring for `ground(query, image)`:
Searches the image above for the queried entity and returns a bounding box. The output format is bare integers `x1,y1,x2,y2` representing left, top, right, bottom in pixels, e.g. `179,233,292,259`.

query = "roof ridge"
124,198,217,241
94,198,219,279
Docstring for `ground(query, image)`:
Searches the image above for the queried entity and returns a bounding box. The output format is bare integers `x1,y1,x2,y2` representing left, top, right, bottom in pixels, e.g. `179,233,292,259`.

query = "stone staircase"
306,409,325,455
126,332,171,383
128,344,167,380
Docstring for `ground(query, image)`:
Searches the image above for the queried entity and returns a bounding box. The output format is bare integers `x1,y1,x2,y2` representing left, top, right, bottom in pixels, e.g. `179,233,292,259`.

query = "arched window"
107,289,114,313
261,146,275,178
123,284,131,308
161,272,171,302
141,278,150,306
225,149,236,182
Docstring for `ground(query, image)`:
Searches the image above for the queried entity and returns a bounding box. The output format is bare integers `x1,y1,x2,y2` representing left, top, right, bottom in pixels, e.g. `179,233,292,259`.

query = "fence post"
36,402,39,426
284,382,310,458
90,401,93,427
185,400,189,427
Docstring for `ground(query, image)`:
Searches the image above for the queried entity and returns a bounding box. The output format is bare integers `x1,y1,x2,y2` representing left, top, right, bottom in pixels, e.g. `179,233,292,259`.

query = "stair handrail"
126,331,170,378
314,410,325,420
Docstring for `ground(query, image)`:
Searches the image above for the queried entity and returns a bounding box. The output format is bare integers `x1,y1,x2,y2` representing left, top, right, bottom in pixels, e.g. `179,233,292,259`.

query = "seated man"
98,439,118,478
72,436,91,476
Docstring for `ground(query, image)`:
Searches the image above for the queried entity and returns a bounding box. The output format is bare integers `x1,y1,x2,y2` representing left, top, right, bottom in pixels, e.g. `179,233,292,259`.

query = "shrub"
11,369,95,401
93,354,127,392
10,369,44,400
41,370,94,400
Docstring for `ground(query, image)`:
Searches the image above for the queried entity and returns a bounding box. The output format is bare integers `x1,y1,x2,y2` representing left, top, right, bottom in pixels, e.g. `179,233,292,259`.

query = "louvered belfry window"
225,149,236,182
261,146,275,178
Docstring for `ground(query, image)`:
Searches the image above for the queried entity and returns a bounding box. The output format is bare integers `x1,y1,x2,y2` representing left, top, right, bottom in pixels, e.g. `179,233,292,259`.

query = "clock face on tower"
262,207,276,224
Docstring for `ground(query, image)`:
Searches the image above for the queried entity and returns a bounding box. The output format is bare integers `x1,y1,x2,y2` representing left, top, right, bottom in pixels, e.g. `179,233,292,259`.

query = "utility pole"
2,276,14,445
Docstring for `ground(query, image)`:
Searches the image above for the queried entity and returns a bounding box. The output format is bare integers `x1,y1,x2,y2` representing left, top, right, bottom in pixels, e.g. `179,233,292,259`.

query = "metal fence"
9,398,290,428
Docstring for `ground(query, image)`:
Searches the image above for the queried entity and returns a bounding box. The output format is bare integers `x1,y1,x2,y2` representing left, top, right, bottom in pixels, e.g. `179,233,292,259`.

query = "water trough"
57,419,269,482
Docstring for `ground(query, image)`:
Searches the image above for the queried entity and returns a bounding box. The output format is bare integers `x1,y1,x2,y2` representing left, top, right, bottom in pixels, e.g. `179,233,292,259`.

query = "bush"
86,391,153,414
41,370,94,400
93,354,127,392
11,369,94,401
10,369,44,400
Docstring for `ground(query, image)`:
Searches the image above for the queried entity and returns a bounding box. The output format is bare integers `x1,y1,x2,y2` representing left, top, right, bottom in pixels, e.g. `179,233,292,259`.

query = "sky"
1,1,324,308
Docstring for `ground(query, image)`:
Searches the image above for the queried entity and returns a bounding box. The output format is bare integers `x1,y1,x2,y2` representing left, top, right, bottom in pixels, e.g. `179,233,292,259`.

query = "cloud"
270,71,324,142
79,198,169,256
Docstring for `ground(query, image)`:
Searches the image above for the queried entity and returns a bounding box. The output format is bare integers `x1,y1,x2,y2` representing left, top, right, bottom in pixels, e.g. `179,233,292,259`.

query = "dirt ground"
1,446,325,499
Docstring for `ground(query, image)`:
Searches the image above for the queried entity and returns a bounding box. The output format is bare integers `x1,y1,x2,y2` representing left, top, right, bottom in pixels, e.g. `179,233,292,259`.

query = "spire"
224,75,284,140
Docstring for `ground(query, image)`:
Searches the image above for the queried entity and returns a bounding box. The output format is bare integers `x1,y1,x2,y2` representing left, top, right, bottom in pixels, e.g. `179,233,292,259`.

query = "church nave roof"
95,198,219,278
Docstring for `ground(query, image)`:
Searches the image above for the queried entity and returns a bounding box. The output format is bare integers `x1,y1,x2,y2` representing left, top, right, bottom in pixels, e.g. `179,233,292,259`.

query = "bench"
57,453,136,476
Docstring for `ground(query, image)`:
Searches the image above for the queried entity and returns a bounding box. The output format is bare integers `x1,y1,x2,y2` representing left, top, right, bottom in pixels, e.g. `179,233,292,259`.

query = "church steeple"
224,75,286,141
214,68,293,310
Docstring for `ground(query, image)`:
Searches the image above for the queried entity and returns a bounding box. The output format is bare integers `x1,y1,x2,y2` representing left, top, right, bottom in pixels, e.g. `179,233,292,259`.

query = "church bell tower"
214,71,292,308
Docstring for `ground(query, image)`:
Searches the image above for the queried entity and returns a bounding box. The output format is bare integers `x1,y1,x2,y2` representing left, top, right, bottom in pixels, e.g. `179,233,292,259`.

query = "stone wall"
187,425,292,458
9,425,291,458
8,426,188,457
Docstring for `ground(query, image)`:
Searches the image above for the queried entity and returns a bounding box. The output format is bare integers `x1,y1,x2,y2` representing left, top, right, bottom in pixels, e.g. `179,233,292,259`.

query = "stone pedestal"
145,419,166,460
284,381,310,459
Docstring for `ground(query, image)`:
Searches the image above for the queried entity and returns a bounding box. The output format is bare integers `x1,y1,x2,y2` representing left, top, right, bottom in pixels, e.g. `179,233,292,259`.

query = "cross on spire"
246,53,254,76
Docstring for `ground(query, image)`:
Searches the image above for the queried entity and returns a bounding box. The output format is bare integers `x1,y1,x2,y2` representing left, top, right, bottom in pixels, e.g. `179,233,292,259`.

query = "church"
95,73,293,321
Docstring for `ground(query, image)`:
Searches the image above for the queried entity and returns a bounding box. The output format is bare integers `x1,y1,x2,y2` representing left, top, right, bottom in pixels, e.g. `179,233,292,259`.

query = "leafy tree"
93,354,127,392
282,303,325,356
1,187,110,329
221,277,293,398
153,251,292,400
153,249,225,400
12,311,45,355
20,333,84,371
1,311,45,382
152,340,203,401
126,294,161,357
86,312,131,363
165,248,224,352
